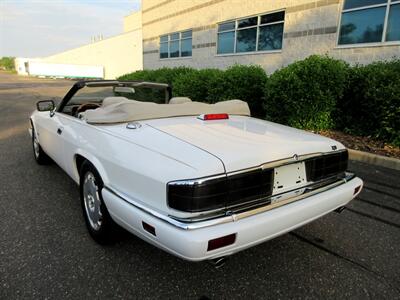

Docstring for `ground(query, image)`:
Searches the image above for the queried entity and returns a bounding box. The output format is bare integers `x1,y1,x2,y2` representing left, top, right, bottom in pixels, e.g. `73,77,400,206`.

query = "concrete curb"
348,149,400,171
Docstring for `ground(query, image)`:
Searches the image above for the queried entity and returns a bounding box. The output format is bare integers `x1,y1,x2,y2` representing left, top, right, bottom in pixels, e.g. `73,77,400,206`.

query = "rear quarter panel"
57,114,225,216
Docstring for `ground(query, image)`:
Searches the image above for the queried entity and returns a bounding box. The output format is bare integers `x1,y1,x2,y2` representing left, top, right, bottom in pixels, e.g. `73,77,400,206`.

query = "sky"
0,0,141,58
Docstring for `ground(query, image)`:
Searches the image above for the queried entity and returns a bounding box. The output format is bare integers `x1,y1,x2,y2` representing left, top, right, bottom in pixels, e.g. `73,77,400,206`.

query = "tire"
32,125,51,165
80,161,119,244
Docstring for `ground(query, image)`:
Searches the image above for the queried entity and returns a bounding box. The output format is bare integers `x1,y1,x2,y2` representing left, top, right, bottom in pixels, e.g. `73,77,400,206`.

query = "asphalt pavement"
0,71,399,299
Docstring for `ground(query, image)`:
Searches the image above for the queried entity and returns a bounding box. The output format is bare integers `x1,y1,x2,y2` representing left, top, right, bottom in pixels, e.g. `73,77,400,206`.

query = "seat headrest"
169,97,192,104
102,97,130,106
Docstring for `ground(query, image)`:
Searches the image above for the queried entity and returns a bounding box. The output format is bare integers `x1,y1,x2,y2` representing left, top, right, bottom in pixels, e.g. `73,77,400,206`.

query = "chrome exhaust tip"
334,206,346,214
208,257,227,269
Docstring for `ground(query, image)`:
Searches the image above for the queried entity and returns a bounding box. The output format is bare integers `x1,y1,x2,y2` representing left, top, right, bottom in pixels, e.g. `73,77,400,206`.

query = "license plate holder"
272,162,307,196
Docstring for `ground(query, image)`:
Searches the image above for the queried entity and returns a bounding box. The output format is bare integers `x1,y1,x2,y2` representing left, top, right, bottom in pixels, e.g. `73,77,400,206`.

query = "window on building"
217,11,285,55
159,30,192,59
338,0,400,45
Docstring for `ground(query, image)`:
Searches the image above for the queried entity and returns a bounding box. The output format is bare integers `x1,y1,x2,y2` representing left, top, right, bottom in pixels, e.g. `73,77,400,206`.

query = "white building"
17,11,143,79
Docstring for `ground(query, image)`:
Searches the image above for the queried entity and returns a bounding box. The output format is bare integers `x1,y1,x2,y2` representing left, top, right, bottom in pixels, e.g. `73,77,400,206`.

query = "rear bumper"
102,177,363,261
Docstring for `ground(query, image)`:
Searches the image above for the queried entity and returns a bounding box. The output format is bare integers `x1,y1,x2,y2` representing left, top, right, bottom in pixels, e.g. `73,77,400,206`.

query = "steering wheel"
75,103,101,116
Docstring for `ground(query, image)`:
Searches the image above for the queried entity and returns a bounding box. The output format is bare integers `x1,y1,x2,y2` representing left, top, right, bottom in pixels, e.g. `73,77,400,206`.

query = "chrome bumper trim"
168,149,348,186
104,172,355,231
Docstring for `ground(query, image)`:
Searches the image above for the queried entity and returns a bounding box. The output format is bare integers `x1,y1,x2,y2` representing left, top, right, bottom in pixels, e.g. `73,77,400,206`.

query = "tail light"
198,113,229,120
167,169,273,212
305,150,348,182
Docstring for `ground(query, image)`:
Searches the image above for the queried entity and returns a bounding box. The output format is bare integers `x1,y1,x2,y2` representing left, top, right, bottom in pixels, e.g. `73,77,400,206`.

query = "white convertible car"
30,80,363,263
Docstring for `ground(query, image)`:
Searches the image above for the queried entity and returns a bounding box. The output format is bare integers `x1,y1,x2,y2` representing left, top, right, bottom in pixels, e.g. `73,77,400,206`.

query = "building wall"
41,29,142,79
124,11,142,32
15,57,32,75
142,0,400,73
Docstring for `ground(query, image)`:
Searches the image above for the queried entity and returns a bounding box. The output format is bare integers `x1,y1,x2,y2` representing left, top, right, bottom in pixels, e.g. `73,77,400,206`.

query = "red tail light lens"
207,233,236,251
198,113,229,121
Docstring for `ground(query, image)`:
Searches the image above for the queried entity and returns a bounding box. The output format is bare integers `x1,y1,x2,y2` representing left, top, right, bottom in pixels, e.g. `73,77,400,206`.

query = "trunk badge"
293,154,299,161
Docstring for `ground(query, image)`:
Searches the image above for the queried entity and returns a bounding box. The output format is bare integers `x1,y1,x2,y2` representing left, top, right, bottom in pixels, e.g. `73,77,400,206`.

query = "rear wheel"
80,161,119,244
31,126,51,164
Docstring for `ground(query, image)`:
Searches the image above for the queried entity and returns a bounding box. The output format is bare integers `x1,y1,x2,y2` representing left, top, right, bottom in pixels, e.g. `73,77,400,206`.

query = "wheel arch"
29,117,36,138
30,114,41,141
73,150,110,185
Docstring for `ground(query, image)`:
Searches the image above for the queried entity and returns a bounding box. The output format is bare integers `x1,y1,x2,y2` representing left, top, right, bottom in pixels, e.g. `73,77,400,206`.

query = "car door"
56,113,84,181
36,111,66,169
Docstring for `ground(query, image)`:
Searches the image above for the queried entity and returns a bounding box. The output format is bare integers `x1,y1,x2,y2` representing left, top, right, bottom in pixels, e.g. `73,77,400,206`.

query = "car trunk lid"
145,115,345,172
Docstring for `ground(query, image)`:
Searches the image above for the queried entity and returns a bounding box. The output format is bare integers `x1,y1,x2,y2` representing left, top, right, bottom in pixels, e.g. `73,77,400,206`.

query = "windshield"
60,81,171,116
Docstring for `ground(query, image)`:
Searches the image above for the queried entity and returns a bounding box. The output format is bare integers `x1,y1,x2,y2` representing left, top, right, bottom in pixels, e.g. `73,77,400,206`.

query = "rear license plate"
272,162,306,196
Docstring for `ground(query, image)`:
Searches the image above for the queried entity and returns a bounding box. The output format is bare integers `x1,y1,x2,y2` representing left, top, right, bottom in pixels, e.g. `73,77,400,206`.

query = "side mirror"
36,100,55,112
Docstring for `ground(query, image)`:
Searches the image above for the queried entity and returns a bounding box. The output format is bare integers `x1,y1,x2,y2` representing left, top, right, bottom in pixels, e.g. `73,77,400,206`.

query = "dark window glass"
181,30,192,38
170,32,179,40
160,43,168,58
160,35,168,43
258,23,284,50
218,21,235,32
181,38,192,57
236,27,257,52
260,11,285,24
217,31,235,54
386,4,400,42
338,7,386,44
238,17,258,28
169,40,179,57
343,0,387,10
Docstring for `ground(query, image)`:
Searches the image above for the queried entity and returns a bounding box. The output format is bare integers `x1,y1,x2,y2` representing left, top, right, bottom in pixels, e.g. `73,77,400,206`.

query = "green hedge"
336,60,400,146
118,66,195,84
118,56,400,146
264,55,349,131
173,68,225,103
119,65,267,118
173,65,267,117
221,65,267,118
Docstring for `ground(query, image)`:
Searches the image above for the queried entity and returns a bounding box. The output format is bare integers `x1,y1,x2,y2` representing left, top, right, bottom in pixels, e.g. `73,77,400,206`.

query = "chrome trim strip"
168,173,226,186
104,186,194,230
171,174,352,222
168,149,348,185
104,172,355,231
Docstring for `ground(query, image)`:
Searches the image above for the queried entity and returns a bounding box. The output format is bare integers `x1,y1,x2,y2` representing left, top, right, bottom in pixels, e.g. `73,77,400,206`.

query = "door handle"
57,127,63,135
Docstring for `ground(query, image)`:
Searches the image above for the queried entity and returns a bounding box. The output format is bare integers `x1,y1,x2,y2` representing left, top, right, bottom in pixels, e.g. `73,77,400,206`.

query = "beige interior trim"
84,97,250,124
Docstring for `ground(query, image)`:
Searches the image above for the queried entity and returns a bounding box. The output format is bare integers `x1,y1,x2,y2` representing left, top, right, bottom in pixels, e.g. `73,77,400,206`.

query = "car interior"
60,82,171,118
58,81,250,124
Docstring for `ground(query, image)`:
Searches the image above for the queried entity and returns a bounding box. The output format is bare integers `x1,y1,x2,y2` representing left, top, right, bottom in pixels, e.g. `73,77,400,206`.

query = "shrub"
0,57,15,70
173,65,268,116
118,67,195,84
173,68,225,102
264,55,349,131
337,60,400,146
220,65,267,118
